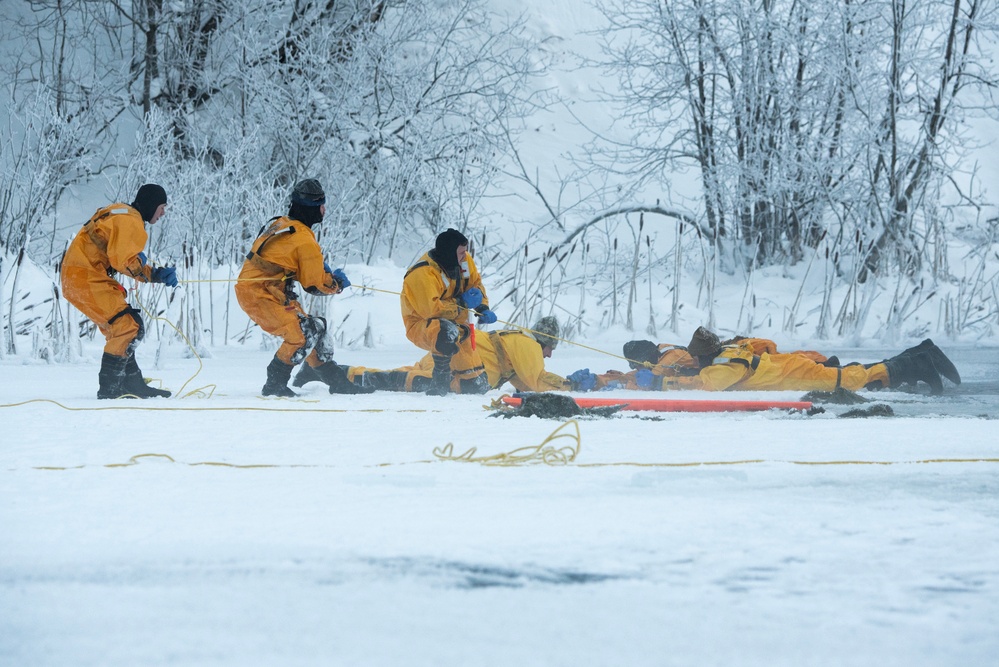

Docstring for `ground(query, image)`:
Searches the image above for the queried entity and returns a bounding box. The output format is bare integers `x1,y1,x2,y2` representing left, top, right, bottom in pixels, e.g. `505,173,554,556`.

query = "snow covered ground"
2,336,998,666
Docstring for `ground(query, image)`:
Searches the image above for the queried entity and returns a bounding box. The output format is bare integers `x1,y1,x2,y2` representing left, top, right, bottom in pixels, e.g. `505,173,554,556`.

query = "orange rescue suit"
400,251,488,384
61,203,156,357
235,217,340,365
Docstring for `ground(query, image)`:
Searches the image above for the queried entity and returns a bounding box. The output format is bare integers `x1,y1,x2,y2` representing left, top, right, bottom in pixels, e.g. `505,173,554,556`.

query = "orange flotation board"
502,393,812,413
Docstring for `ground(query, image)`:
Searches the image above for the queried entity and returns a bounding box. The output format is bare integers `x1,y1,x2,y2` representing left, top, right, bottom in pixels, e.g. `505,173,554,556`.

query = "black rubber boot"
291,363,322,388
360,370,409,392
425,355,452,396
97,353,129,399
313,362,375,394
122,355,171,398
908,339,961,386
262,357,298,397
458,372,491,394
884,351,944,395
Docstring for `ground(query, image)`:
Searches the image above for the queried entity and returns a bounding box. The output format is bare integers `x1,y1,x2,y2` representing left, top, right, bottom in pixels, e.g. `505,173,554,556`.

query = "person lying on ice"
566,327,960,394
394,228,495,396
61,183,178,399
235,178,373,398
566,335,840,392
330,316,583,394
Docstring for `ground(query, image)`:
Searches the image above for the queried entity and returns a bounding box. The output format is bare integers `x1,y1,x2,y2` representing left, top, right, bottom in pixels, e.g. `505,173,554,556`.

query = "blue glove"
476,308,497,325
458,287,483,309
323,261,332,274
150,266,178,288
567,368,597,392
635,368,658,389
137,251,147,266
332,268,350,289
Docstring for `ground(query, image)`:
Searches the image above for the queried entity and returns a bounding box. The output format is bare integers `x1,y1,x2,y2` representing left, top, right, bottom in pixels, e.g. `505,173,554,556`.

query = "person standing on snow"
236,178,373,397
399,228,496,395
343,315,572,394
61,183,178,399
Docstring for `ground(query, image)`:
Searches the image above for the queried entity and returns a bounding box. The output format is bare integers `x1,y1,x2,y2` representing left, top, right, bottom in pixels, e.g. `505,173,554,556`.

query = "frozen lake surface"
2,342,997,666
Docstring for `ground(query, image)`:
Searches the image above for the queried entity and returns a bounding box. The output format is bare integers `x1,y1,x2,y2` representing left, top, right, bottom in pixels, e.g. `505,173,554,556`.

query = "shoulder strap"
82,205,131,253
404,260,431,279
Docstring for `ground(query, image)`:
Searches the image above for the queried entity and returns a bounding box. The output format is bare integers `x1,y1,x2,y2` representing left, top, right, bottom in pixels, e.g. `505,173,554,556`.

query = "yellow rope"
17,416,999,471
0,397,441,414
432,419,582,466
167,278,638,369
129,287,216,399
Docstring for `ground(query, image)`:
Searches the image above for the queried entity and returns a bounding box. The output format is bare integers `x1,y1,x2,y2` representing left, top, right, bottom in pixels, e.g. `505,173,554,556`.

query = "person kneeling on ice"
61,183,178,399
394,228,496,396
567,327,960,394
235,178,373,397
336,316,590,394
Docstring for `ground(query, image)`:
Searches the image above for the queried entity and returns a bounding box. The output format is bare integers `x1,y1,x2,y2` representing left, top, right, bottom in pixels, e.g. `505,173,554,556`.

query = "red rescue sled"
502,394,812,413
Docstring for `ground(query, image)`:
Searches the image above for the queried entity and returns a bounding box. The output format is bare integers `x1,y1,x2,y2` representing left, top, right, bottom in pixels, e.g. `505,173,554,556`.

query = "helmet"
531,316,560,349
291,178,326,207
686,326,722,358
623,340,660,369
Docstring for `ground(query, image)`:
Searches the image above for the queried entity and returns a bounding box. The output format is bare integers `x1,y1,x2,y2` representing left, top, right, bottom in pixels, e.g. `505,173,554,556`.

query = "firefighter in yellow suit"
236,179,373,397
341,316,571,393
569,327,961,394
398,228,495,395
61,183,177,399
582,337,837,391
567,327,959,394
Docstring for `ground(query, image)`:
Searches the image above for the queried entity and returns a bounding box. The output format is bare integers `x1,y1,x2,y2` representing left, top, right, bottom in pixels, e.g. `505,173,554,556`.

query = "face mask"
460,259,470,279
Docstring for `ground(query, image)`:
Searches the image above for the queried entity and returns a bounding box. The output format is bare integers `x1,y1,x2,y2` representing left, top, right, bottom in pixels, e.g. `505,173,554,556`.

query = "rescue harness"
244,217,296,280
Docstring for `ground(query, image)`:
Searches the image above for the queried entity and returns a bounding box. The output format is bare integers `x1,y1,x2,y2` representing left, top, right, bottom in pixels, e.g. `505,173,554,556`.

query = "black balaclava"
429,228,468,277
623,340,660,370
131,184,167,222
288,178,326,228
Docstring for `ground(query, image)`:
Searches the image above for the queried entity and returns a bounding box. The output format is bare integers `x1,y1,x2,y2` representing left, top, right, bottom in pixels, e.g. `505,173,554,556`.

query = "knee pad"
300,315,327,347
294,315,331,364
109,307,145,340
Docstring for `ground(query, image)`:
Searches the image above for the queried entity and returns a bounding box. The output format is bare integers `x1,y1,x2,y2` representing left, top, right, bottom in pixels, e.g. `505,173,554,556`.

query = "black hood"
429,228,468,276
131,183,167,222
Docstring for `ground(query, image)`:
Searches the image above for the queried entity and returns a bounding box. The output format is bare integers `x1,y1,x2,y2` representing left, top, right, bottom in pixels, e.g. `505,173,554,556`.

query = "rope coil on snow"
433,419,582,466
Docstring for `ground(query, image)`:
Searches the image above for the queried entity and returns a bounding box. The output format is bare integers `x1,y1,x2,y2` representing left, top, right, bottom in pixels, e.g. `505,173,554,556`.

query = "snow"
2,283,999,665
3,0,999,663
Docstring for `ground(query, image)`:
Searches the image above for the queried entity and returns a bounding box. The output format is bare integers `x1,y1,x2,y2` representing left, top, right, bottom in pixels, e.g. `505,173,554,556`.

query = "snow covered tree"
597,0,997,275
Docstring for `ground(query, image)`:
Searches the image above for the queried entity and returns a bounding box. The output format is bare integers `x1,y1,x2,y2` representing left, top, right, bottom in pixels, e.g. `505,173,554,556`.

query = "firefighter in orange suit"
343,316,570,394
236,179,373,397
398,228,496,395
61,183,177,399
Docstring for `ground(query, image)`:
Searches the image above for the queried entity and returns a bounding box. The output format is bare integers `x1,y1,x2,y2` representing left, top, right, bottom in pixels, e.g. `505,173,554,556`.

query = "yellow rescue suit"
235,217,341,365
400,251,488,385
664,343,889,391
61,204,156,357
349,330,569,394
598,338,832,390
